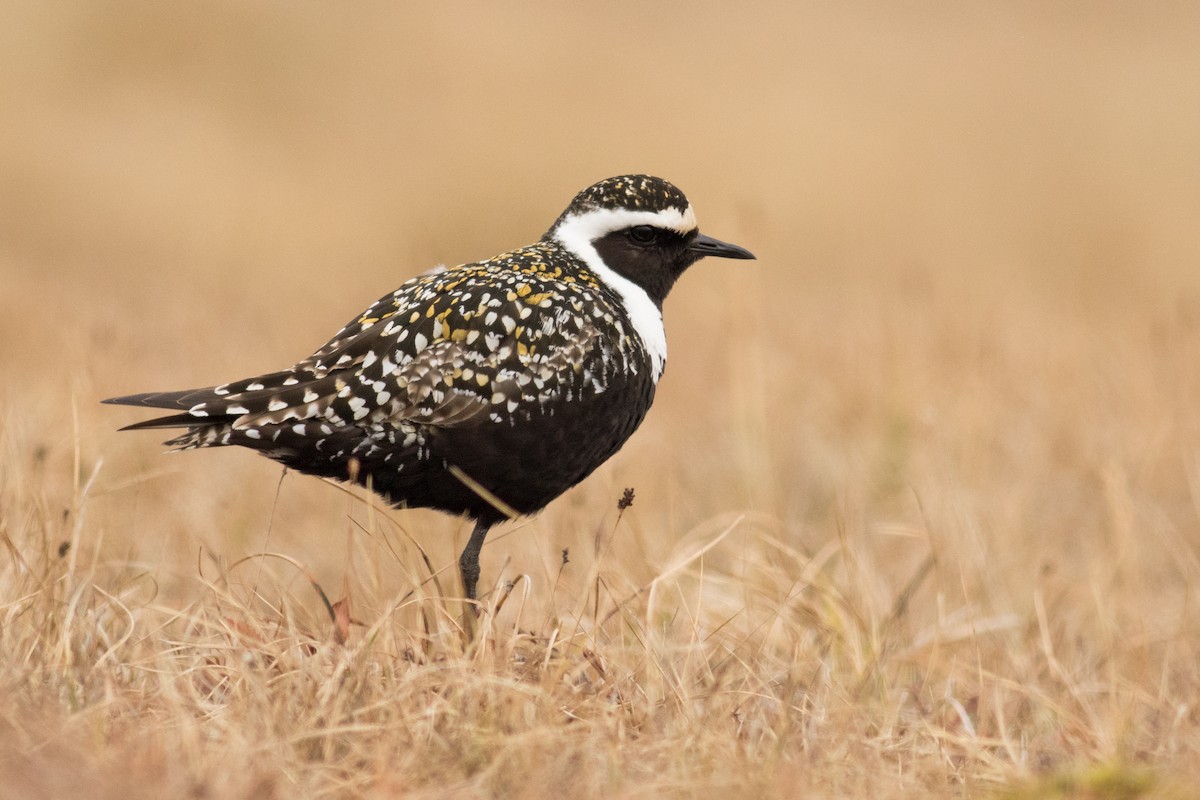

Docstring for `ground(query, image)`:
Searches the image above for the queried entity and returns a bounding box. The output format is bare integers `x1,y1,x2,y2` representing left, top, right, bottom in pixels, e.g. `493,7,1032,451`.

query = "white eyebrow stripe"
555,206,697,240
551,205,696,383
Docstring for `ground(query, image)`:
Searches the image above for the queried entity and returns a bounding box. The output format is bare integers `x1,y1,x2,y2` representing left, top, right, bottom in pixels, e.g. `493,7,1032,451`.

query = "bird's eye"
628,225,658,244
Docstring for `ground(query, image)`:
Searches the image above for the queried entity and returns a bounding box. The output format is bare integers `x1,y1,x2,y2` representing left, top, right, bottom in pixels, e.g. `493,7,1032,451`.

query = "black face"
593,225,756,307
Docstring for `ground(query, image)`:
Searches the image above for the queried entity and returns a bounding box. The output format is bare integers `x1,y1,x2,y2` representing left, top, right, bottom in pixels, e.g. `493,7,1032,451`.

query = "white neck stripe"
550,206,696,382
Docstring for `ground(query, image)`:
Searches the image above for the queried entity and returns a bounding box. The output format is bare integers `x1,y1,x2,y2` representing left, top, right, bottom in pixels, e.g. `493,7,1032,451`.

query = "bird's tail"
102,389,232,449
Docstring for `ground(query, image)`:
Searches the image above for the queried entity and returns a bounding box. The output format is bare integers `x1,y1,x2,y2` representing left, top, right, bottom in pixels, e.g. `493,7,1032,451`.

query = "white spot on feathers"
348,397,369,420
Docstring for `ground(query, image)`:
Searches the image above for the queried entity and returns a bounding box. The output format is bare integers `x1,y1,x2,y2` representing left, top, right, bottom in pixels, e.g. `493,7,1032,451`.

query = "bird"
104,174,755,604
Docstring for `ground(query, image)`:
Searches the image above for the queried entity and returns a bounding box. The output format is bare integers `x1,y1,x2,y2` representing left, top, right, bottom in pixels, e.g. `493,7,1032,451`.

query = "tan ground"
2,3,1199,797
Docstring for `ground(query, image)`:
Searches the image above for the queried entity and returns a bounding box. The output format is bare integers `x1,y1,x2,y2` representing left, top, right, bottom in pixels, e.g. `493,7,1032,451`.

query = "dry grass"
2,2,1200,797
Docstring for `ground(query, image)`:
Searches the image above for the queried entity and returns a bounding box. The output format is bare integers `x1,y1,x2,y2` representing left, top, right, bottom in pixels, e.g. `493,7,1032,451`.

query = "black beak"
688,232,756,261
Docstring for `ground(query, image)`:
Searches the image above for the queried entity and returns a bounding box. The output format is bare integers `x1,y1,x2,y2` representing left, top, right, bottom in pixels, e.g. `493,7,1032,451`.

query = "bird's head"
546,175,755,306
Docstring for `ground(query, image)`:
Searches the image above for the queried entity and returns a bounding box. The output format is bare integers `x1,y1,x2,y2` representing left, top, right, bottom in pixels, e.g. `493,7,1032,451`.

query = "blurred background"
2,1,1199,620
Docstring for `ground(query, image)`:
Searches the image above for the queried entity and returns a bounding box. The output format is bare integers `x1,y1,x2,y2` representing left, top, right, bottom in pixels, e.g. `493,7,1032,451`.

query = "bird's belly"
427,379,656,518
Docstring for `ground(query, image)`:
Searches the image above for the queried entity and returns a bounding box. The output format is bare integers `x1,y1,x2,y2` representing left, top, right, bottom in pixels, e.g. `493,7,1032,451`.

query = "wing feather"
105,244,635,439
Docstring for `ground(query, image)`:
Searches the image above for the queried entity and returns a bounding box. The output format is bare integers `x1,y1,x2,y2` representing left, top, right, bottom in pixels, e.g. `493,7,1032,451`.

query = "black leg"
459,521,491,601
